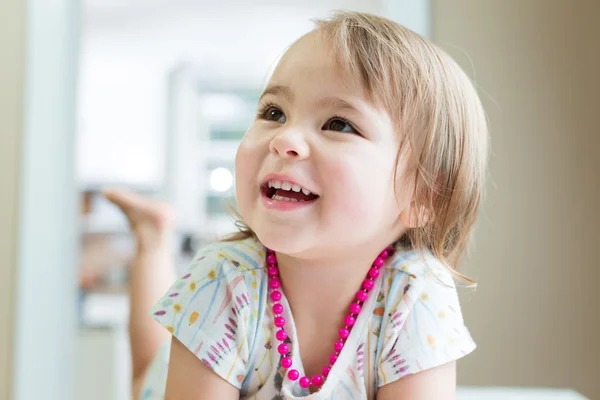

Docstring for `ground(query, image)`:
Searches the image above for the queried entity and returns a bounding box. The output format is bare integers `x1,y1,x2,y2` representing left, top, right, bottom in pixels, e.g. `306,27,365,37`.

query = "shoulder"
161,236,267,312
151,236,267,324
388,249,455,284
150,237,267,388
160,237,266,302
381,249,458,308
191,237,266,273
376,249,475,385
152,239,264,339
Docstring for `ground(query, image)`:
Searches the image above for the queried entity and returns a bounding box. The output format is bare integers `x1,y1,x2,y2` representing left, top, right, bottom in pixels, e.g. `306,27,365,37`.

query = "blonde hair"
224,11,488,282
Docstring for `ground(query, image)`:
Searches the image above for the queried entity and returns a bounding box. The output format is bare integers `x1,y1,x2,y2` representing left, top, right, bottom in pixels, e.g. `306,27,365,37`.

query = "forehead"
268,30,367,100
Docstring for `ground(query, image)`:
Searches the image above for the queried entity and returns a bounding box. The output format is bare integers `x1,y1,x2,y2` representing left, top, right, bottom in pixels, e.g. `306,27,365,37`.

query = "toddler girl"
109,10,488,400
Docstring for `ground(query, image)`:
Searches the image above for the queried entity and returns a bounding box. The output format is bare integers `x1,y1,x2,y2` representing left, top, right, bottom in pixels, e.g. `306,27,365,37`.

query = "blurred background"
1,0,598,399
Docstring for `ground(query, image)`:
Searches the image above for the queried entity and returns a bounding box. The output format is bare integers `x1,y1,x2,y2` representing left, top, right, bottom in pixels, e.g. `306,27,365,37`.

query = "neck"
275,242,389,320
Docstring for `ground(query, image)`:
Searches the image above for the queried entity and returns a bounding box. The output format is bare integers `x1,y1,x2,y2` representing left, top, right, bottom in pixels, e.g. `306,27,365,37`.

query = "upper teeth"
268,180,312,196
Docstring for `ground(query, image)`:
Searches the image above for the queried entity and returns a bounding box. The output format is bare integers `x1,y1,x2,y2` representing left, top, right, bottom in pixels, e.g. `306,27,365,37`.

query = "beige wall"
0,2,25,399
0,0,26,398
433,1,600,398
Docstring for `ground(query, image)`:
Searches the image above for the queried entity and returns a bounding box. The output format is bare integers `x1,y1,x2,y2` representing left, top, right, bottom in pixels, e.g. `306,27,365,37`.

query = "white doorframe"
11,0,80,399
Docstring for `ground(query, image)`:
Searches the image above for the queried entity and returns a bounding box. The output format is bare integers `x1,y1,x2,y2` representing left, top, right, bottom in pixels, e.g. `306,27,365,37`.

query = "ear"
399,200,430,228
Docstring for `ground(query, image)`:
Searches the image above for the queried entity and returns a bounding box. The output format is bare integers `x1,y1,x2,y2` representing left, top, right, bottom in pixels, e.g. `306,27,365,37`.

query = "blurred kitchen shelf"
79,290,129,328
80,218,130,235
79,181,163,194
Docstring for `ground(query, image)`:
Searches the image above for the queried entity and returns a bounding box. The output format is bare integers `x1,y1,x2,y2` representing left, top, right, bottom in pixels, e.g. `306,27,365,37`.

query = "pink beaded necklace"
265,245,394,390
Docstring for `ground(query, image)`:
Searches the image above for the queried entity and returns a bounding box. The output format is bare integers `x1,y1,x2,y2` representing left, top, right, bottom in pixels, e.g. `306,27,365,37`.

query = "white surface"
457,387,588,399
77,327,131,400
77,328,588,400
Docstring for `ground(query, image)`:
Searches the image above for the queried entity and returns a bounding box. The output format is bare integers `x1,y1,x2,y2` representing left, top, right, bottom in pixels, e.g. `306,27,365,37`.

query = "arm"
102,189,178,399
165,337,240,400
130,248,176,397
377,361,456,400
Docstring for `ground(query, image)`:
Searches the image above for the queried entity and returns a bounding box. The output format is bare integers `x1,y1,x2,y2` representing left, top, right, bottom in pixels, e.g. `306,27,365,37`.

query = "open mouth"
261,179,319,202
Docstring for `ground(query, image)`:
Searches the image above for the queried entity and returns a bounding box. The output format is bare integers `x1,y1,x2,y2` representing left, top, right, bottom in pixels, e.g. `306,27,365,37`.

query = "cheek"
234,137,260,204
234,138,251,177
324,155,398,221
235,127,264,169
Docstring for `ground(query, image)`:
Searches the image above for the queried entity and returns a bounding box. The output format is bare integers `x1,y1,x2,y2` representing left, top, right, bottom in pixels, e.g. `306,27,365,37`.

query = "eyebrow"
260,84,362,115
318,97,361,114
260,84,294,102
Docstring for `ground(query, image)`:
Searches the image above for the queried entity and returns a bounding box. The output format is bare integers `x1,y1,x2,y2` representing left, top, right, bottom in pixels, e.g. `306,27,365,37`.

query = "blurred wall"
0,0,79,398
0,0,25,397
432,0,600,397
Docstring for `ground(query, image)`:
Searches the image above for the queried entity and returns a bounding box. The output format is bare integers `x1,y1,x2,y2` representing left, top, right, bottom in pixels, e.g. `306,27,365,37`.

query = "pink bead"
272,303,283,315
266,248,274,255
270,290,282,302
356,290,368,302
288,369,299,381
373,257,385,268
339,327,350,339
277,343,289,355
386,245,394,252
276,329,287,341
350,302,361,314
362,279,374,290
329,353,338,365
267,254,277,265
281,356,293,369
368,267,380,279
299,376,311,388
344,315,356,327
322,365,331,377
269,278,281,289
267,267,279,277
274,316,286,327
334,340,344,352
312,375,324,387
379,249,389,259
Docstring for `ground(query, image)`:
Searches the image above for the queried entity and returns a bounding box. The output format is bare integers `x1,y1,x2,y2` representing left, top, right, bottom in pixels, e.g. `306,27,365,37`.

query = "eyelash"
256,102,360,135
256,102,279,120
329,115,355,129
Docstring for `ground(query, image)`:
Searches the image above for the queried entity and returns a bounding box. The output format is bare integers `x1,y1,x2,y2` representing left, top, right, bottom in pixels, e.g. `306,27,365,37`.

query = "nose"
269,128,310,159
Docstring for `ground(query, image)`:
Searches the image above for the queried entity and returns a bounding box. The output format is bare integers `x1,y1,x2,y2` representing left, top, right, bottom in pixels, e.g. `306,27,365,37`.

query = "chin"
252,225,309,255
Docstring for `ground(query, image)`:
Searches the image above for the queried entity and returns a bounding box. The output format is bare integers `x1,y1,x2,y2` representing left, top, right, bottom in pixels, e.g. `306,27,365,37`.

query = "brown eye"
322,118,357,134
262,106,286,123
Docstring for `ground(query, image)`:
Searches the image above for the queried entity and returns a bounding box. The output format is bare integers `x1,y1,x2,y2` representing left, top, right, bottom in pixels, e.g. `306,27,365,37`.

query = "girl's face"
235,31,411,259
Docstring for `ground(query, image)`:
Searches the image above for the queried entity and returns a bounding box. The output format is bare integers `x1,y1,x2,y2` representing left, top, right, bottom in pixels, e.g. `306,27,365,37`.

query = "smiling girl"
109,10,488,400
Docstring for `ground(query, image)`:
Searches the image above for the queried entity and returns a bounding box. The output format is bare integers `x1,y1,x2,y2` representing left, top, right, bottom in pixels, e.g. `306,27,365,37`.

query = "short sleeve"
150,241,263,389
377,255,476,386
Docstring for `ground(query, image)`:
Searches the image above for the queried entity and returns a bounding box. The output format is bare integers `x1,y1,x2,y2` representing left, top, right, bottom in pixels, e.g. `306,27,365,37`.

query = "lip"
260,173,319,211
261,191,317,211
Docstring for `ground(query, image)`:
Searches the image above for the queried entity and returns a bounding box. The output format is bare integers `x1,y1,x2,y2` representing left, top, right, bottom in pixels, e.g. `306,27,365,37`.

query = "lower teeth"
272,195,302,202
